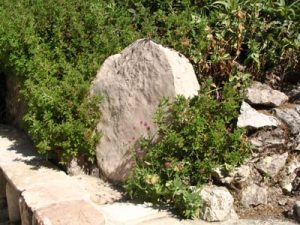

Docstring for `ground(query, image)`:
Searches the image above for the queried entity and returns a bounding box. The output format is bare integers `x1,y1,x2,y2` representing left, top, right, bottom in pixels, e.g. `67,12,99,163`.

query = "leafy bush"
125,75,250,218
0,0,140,163
119,0,300,84
0,0,298,166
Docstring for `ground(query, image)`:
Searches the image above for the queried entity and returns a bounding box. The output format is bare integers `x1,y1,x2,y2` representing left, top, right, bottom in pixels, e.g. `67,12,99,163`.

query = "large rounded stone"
91,39,199,182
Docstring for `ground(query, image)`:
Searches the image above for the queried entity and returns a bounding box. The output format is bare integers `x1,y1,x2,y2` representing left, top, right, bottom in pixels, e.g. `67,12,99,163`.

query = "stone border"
0,126,105,225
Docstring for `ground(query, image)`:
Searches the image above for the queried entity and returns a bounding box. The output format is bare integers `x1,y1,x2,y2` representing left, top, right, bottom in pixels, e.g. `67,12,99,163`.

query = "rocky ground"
211,81,300,223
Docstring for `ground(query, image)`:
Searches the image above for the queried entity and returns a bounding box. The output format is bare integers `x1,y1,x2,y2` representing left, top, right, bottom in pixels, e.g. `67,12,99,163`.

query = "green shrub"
119,0,300,84
0,0,298,166
125,75,250,218
0,0,140,163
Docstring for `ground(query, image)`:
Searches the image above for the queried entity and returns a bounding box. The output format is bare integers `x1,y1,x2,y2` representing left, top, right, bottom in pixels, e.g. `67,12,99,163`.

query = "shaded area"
0,72,7,124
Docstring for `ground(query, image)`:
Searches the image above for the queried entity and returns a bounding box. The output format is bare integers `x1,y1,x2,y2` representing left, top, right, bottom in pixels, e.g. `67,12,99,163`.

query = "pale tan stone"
91,39,200,182
32,200,105,225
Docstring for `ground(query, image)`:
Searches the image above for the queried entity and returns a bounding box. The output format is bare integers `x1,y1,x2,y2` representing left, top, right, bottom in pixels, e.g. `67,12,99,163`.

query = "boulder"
240,184,268,208
246,81,288,107
237,102,279,129
91,39,200,182
199,185,237,222
274,105,300,135
255,152,288,178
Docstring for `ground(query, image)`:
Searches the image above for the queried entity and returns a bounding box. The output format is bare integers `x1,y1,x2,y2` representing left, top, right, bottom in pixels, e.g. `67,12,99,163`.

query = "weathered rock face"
240,184,268,208
237,102,279,129
255,152,288,178
212,165,251,188
280,157,300,193
91,39,200,182
274,106,300,135
199,185,237,222
249,128,286,149
246,81,288,107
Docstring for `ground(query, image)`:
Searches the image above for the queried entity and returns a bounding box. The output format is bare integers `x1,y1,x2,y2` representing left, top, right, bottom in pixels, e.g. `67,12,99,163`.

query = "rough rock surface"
255,152,288,178
91,39,200,182
280,157,300,193
199,185,237,222
240,184,268,208
246,81,288,107
249,128,286,149
275,106,300,135
212,165,251,188
237,102,279,129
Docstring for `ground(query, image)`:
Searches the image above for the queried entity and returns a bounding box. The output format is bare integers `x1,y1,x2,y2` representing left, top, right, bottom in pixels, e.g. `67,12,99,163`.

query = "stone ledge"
0,126,105,225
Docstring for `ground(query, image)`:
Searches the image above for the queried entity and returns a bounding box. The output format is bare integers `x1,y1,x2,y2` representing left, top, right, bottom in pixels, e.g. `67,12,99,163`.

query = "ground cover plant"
0,0,299,217
125,75,251,218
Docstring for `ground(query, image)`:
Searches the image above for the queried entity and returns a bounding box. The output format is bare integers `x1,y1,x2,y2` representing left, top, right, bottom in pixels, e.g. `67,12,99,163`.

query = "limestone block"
91,39,200,182
237,102,279,129
32,200,105,225
246,81,288,107
255,152,288,178
240,184,268,208
19,182,90,225
199,185,237,222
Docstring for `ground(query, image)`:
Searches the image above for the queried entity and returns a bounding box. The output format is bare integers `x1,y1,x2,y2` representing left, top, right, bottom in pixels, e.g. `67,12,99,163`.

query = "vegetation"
125,75,250,218
0,0,299,217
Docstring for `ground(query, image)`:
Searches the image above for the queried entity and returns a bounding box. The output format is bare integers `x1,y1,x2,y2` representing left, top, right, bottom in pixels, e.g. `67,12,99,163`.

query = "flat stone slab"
71,175,123,205
33,200,105,225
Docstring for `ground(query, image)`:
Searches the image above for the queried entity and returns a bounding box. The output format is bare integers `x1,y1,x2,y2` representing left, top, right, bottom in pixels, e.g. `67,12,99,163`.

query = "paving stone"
20,182,90,225
98,203,166,223
32,200,105,225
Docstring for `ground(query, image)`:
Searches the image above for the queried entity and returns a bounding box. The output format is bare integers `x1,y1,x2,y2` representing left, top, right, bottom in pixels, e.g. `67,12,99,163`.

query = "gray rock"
212,165,251,188
237,102,279,129
256,152,288,178
274,105,300,135
199,185,237,222
280,157,300,193
240,184,268,208
246,81,288,107
91,39,200,182
249,128,286,149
